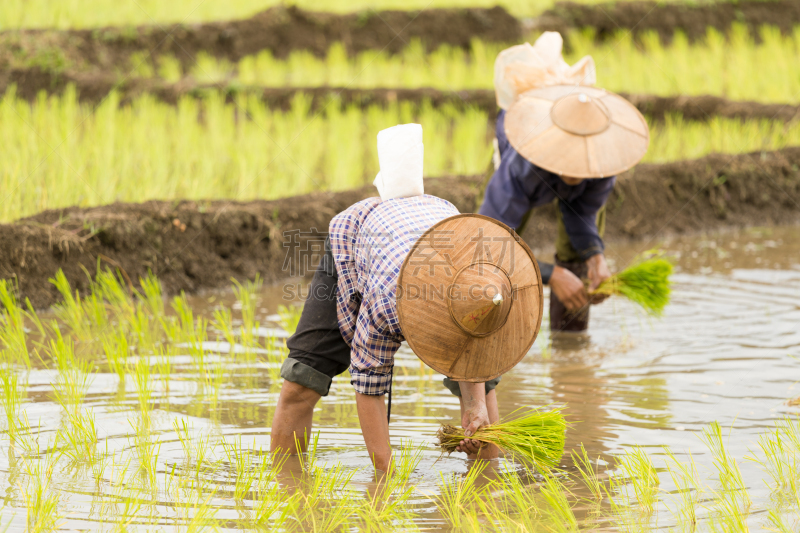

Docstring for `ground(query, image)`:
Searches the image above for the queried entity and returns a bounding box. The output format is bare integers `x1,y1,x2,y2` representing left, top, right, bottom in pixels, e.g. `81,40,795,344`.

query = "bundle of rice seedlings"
591,255,673,317
436,407,567,469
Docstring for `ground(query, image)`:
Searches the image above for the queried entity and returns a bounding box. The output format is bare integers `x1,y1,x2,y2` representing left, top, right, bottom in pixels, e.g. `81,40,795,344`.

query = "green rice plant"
592,255,673,317
432,461,488,529
538,472,579,531
570,444,604,500
0,280,32,368
616,446,660,514
2,87,800,223
701,421,752,530
277,304,303,335
0,370,34,452
232,276,262,360
50,331,93,413
137,273,165,318
747,424,797,492
357,441,424,525
56,408,98,464
437,407,567,468
102,330,130,383
189,25,800,104
50,270,89,340
211,307,236,356
23,450,62,533
173,418,217,481
663,446,702,533
263,334,286,383
128,416,161,488
132,357,153,427
221,434,259,501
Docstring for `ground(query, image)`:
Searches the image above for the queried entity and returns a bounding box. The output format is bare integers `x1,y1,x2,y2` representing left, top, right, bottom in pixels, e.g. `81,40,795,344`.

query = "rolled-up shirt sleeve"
558,177,616,261
349,291,401,395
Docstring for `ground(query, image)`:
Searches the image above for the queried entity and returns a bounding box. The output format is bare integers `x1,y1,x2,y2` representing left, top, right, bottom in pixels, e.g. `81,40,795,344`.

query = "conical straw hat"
397,214,543,382
505,85,650,178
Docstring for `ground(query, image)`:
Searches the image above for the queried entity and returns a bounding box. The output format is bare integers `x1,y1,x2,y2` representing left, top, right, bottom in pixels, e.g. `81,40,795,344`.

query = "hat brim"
505,85,650,178
397,214,543,382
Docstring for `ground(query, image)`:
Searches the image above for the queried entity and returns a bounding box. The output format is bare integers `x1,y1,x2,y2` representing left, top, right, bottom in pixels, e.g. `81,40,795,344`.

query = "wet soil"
0,6,519,74
4,147,798,310
537,0,800,44
5,69,798,124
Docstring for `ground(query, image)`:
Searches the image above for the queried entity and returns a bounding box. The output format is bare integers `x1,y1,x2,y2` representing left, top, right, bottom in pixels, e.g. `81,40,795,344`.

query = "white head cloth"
494,32,596,110
373,123,425,201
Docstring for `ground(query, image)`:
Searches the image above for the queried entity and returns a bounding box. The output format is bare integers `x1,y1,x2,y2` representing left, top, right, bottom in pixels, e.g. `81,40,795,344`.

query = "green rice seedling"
137,273,165,318
592,255,673,317
701,422,752,530
571,444,604,500
0,370,35,452
437,407,567,469
50,332,94,414
156,345,174,398
263,334,285,383
128,416,161,488
173,418,217,481
232,276,262,359
221,434,260,502
747,424,796,492
616,446,660,514
277,304,303,335
0,280,32,368
538,472,579,531
102,330,130,383
2,87,799,222
433,461,488,529
56,408,98,464
211,307,236,356
50,270,90,339
663,447,701,533
23,450,62,533
132,357,153,425
358,441,424,525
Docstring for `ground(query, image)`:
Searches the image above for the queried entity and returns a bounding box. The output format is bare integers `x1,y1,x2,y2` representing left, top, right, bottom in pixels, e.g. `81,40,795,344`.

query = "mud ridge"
0,6,519,74
4,148,799,310
4,69,799,124
536,0,800,44
2,1,797,78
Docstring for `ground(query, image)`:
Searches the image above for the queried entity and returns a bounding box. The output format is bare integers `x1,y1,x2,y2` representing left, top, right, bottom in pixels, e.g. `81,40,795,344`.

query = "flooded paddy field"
1,225,799,531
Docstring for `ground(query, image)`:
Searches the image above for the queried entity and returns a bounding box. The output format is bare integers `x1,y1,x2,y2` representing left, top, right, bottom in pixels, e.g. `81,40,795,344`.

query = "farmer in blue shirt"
479,34,650,333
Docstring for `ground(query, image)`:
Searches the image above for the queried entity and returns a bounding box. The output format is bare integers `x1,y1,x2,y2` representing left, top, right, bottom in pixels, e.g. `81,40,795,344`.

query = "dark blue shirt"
478,111,616,283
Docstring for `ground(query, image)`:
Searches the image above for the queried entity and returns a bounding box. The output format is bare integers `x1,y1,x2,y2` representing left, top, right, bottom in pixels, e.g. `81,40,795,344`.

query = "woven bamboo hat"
397,214,543,382
505,84,650,178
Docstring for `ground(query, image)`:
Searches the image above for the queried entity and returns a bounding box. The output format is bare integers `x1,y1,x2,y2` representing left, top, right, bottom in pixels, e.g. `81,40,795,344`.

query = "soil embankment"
1,1,796,78
536,0,800,43
4,69,798,124
0,6,519,73
4,148,799,310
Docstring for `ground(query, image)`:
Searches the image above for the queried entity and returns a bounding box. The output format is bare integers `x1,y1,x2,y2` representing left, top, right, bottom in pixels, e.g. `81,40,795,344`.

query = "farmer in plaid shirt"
270,125,500,471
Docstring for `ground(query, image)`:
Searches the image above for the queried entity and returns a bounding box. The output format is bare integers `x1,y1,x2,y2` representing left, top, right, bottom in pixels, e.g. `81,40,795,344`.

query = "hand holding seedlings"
590,255,674,316
586,253,612,304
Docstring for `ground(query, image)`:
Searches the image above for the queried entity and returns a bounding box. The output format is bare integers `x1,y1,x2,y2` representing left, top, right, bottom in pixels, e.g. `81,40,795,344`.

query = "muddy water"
3,225,800,531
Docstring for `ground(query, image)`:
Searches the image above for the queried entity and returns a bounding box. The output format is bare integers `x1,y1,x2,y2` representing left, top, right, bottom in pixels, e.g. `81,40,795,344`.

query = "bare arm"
454,382,498,459
355,392,392,472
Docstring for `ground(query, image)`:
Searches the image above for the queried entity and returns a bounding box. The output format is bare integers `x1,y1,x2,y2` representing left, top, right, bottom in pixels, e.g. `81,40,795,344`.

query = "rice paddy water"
0,225,798,531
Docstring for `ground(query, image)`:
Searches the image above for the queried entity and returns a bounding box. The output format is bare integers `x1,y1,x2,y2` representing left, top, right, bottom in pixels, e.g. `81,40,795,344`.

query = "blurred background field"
0,0,744,29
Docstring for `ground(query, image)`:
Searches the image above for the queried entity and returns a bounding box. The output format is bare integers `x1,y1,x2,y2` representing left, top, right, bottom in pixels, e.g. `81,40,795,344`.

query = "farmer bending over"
478,32,650,334
271,124,543,471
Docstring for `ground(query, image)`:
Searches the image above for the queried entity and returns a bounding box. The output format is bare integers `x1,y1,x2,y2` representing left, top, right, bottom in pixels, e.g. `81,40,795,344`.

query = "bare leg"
270,380,322,454
458,389,501,460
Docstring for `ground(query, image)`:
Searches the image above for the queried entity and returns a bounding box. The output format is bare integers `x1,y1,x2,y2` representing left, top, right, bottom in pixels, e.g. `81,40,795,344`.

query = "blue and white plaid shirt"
329,195,459,395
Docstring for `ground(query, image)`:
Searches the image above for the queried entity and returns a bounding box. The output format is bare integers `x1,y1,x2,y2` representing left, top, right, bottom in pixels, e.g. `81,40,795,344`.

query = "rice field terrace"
0,0,799,531
0,0,786,30
0,227,798,531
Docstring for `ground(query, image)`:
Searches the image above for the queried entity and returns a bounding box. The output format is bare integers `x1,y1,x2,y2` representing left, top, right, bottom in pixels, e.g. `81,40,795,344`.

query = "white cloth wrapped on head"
373,123,425,201
494,32,596,110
